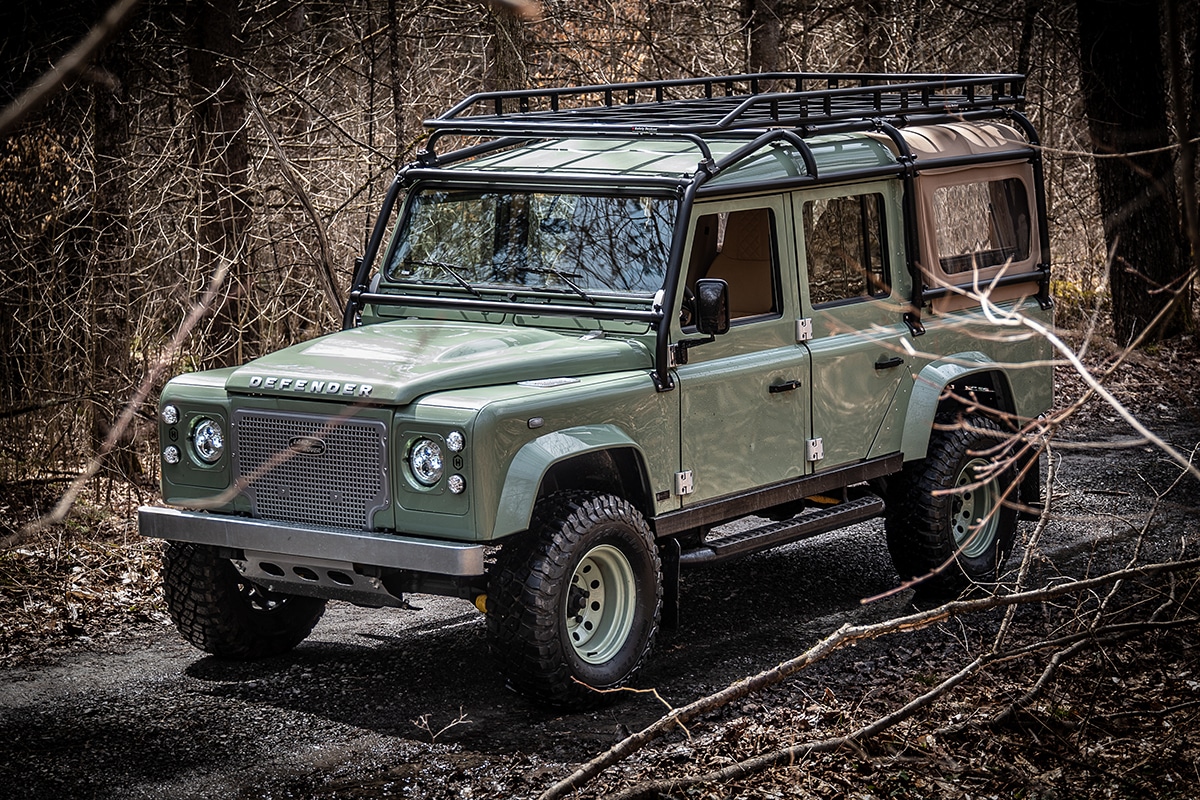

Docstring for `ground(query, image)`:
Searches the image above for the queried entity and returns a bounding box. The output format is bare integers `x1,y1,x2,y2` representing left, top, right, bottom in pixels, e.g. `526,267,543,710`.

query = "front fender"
900,352,1010,461
491,425,647,538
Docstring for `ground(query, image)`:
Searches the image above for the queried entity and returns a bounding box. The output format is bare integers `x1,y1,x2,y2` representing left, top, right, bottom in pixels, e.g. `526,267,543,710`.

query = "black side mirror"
694,278,730,336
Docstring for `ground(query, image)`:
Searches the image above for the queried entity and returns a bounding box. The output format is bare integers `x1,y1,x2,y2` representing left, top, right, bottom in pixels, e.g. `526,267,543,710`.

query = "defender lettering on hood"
246,375,374,397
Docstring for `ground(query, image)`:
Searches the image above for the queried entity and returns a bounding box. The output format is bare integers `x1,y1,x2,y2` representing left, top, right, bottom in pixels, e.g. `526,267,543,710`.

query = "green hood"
225,320,652,405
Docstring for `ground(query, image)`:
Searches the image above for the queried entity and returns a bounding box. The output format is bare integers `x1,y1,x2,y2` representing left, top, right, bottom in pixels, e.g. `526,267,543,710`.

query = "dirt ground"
2,334,1199,799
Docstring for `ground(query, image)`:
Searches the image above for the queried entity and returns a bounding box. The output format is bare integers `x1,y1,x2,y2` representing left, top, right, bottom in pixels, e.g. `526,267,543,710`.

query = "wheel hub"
565,544,636,665
952,457,1000,558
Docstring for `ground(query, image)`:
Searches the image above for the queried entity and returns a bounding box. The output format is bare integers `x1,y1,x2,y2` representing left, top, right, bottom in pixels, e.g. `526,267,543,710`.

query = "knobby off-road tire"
162,542,327,659
486,492,662,709
886,414,1019,596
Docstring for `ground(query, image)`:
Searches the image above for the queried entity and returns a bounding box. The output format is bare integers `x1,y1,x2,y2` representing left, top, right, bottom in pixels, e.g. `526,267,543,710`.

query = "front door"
675,198,812,504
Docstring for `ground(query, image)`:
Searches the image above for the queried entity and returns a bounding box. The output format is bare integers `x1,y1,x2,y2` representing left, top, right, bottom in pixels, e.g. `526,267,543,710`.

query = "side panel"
898,301,1055,462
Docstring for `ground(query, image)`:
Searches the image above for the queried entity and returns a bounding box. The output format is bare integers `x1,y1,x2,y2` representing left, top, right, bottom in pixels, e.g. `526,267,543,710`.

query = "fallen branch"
609,613,1198,800
538,556,1200,800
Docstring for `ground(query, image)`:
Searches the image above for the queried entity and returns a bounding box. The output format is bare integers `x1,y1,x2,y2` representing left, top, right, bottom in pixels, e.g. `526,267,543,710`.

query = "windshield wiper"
404,260,484,299
523,267,596,305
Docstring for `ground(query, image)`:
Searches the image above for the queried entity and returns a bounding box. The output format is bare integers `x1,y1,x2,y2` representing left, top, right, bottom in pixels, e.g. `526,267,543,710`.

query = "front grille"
232,409,389,530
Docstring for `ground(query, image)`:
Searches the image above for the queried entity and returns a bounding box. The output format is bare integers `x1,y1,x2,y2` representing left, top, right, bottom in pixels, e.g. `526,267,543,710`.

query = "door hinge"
806,438,825,462
675,470,695,496
796,318,813,342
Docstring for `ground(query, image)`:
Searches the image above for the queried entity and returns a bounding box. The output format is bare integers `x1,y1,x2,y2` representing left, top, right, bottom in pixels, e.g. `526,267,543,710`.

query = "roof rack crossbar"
424,73,1024,143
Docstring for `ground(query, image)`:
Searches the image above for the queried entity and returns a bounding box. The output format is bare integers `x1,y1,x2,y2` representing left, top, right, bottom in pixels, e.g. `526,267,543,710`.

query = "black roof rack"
422,72,1024,155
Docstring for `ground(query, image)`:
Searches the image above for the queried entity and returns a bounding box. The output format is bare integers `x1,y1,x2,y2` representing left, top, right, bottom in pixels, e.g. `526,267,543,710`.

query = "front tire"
487,493,662,708
162,542,327,659
886,414,1019,596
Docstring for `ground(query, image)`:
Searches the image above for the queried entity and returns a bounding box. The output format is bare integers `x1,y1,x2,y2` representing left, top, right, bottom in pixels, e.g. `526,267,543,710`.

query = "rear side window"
933,178,1031,274
802,193,889,306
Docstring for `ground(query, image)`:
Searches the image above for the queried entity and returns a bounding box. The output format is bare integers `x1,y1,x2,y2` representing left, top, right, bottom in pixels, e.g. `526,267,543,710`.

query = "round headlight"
192,417,225,464
446,431,465,452
409,438,444,486
162,405,179,425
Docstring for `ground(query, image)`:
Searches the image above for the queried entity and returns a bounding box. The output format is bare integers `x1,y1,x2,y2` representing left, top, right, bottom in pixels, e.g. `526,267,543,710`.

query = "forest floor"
1,328,1199,799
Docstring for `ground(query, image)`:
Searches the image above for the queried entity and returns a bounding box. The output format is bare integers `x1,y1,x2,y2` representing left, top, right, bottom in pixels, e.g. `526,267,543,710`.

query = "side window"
686,207,779,320
802,193,889,306
933,177,1031,274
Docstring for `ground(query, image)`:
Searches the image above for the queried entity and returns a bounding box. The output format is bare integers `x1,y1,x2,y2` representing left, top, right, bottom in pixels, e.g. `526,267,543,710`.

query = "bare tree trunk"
387,0,407,163
861,0,891,72
1076,0,1190,344
90,43,141,481
741,0,783,73
1017,0,1042,78
187,0,253,368
485,7,528,93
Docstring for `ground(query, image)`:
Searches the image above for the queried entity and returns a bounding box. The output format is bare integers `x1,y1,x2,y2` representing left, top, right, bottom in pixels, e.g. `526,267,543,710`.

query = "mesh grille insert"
232,409,389,530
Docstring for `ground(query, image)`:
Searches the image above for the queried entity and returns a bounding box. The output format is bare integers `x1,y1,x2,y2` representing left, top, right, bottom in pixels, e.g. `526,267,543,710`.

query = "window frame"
915,162,1039,291
680,202,785,329
800,190,892,310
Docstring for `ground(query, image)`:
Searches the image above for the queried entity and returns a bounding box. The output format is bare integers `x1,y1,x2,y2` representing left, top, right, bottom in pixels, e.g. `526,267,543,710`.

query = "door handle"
874,356,904,370
769,379,802,394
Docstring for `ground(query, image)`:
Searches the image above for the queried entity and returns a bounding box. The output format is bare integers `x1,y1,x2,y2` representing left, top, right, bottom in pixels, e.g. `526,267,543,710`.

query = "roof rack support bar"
420,135,530,166
906,149,1038,172
693,163,909,198
1005,110,1054,309
343,173,406,329
872,120,926,336
708,128,818,180
397,168,689,193
653,173,706,392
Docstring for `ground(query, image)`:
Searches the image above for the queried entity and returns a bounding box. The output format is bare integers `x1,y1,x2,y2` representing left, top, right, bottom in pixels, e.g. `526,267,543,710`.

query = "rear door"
792,181,913,469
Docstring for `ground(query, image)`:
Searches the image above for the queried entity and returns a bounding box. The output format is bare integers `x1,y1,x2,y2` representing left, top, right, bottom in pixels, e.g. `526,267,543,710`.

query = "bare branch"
0,0,143,137
537,557,1200,800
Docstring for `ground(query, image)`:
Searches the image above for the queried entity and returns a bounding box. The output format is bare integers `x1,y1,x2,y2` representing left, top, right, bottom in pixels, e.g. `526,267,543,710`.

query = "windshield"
385,189,676,297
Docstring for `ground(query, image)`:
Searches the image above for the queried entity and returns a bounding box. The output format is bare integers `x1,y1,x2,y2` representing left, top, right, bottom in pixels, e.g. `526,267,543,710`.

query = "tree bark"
860,0,891,72
187,0,253,368
387,0,407,163
90,40,141,481
741,0,783,73
1076,0,1190,344
485,7,528,93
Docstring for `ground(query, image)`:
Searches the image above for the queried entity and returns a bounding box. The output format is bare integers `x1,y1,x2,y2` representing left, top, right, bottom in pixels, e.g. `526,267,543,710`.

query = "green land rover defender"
141,73,1053,707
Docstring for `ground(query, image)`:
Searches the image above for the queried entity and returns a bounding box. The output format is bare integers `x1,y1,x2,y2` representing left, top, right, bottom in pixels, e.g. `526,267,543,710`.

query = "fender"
900,352,1013,461
491,424,649,538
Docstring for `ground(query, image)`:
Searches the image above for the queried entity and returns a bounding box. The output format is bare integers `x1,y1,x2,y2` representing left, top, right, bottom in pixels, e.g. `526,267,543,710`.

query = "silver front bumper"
138,506,486,576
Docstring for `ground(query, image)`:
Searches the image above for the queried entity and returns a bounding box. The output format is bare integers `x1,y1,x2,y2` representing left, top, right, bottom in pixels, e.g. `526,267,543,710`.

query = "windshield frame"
378,183,680,307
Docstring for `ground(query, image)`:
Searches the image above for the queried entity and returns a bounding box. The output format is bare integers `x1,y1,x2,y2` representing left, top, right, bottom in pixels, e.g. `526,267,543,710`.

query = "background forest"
2,0,1195,500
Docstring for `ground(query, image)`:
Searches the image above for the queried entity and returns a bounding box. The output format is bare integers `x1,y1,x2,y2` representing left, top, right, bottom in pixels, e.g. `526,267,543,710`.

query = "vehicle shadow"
180,521,906,759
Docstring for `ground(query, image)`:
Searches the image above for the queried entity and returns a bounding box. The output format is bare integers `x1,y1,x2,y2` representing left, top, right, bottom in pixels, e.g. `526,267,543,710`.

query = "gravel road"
3,413,1197,799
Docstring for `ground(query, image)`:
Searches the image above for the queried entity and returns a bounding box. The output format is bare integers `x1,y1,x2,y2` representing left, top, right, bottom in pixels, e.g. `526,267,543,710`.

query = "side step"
678,493,885,567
